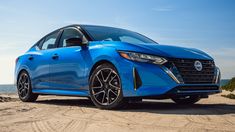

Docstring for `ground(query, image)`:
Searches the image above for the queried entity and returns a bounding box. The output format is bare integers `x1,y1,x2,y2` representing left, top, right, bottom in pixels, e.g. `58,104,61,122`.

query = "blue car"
15,25,221,109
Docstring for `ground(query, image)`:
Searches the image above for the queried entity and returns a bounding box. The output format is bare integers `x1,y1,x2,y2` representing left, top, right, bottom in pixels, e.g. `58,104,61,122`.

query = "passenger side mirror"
66,37,84,47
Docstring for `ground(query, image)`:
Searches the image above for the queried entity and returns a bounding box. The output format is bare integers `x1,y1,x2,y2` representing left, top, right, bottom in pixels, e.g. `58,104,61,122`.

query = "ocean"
0,79,230,93
0,85,17,93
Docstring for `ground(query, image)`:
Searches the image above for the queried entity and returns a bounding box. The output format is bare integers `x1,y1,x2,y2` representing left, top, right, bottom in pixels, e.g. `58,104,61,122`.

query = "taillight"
15,57,19,64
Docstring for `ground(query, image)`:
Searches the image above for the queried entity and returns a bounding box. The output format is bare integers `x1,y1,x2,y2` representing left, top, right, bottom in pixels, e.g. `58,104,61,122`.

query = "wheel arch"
88,60,117,80
16,69,30,84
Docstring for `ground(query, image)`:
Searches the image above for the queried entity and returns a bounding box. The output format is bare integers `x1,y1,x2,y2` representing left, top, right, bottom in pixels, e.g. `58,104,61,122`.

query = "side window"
41,31,59,50
59,28,83,47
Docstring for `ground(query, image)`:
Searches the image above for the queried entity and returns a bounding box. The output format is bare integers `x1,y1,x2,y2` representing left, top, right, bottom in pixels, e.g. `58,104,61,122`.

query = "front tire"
89,63,125,109
171,96,200,105
17,71,38,102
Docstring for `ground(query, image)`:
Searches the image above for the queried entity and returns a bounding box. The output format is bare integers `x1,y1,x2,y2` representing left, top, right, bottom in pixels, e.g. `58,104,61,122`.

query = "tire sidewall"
17,71,33,102
89,63,124,109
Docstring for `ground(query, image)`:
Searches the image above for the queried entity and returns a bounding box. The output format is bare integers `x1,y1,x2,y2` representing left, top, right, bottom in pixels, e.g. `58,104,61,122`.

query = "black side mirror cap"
66,38,85,47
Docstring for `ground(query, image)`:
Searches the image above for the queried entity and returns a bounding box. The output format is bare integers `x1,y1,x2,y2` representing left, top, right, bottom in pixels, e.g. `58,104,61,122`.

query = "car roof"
63,24,122,30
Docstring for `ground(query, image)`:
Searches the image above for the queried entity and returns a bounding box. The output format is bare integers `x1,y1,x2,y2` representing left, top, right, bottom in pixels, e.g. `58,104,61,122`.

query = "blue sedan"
15,25,221,109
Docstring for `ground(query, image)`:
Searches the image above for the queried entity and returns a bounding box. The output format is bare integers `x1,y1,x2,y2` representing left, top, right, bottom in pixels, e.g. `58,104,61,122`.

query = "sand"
0,92,235,132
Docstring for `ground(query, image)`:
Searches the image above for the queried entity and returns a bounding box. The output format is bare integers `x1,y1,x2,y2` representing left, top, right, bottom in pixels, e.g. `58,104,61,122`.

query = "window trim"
58,27,83,48
35,29,62,50
57,27,88,49
32,25,90,51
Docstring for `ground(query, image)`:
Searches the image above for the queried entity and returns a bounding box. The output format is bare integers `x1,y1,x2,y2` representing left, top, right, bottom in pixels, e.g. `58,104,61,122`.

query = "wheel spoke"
18,80,24,91
104,69,112,82
19,88,24,93
99,70,105,82
92,75,103,89
24,89,27,96
19,81,23,86
19,76,24,83
21,89,25,97
101,92,106,104
109,74,117,83
109,89,118,96
19,88,23,94
94,90,105,96
106,89,110,104
24,83,29,89
18,83,23,90
95,74,103,87
109,83,120,90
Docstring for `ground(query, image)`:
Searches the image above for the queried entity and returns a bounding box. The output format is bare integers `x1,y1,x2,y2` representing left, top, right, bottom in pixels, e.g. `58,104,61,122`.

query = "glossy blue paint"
15,25,220,98
32,89,88,96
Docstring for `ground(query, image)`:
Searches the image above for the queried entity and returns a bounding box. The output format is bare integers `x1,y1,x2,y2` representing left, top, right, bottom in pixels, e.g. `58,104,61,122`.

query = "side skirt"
32,89,89,97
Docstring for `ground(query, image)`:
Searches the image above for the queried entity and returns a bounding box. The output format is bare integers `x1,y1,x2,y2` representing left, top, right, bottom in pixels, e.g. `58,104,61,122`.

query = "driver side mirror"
66,37,85,47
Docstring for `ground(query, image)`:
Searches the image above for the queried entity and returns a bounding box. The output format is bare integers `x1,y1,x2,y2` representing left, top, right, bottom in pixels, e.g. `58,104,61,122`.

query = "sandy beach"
0,92,235,132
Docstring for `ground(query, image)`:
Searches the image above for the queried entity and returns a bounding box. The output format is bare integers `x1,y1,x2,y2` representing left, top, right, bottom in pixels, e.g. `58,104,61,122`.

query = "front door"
49,27,87,91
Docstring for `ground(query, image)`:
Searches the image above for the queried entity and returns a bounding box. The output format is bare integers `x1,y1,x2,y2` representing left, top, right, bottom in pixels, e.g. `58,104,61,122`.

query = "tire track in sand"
31,121,55,132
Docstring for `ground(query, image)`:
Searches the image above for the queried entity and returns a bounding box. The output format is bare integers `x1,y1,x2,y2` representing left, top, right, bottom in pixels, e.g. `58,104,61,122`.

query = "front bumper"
165,84,221,96
116,57,221,98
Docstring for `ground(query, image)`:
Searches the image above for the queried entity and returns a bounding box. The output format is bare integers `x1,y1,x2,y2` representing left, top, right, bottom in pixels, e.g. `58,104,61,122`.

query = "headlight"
118,51,167,65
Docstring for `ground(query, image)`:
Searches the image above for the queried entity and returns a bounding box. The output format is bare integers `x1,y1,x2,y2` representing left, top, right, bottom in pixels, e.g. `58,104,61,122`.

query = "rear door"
49,27,87,91
29,30,61,89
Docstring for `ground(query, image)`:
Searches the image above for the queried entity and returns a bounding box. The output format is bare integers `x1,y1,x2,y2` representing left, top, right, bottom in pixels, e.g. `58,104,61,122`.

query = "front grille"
165,59,215,84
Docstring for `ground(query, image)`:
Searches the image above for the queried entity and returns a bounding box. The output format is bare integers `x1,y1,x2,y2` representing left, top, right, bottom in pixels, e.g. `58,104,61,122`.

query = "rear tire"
171,96,200,105
17,71,38,102
89,63,126,109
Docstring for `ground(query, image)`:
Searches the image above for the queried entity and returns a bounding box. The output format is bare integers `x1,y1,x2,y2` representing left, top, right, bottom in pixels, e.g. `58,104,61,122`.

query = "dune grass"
221,93,235,99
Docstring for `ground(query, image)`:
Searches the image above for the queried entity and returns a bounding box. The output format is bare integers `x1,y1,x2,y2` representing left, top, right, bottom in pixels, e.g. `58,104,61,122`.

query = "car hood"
99,41,213,60
139,43,213,60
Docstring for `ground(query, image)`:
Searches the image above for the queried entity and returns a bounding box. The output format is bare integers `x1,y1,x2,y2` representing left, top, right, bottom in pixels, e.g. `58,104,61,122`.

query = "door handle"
52,54,59,60
28,55,34,60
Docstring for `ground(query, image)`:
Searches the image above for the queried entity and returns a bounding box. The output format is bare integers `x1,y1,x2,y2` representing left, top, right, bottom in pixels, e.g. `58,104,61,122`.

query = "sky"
0,0,234,84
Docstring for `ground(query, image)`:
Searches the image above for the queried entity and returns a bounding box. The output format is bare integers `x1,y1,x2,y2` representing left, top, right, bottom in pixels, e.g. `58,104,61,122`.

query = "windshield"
82,25,157,44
